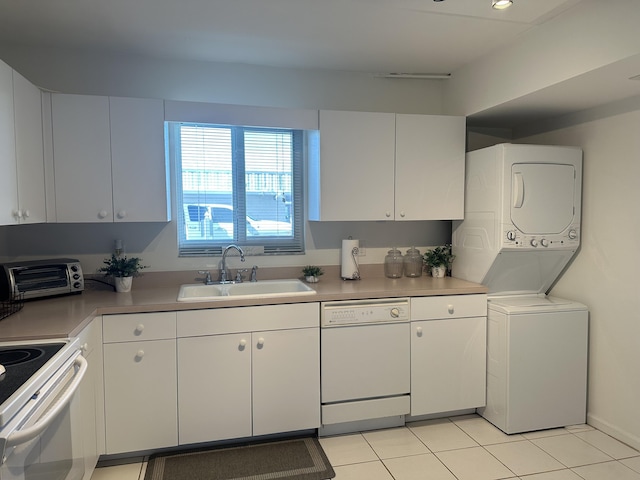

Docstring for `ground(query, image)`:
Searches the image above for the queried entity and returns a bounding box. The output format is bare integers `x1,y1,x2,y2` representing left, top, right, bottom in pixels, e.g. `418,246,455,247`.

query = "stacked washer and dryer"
452,144,588,434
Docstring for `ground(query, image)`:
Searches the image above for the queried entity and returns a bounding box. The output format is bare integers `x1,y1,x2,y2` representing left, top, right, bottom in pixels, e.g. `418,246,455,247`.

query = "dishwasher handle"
5,353,87,449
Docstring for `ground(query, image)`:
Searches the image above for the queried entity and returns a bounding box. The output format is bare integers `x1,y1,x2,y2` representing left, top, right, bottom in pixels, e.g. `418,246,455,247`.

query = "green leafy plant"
98,254,148,278
302,265,324,278
423,244,455,269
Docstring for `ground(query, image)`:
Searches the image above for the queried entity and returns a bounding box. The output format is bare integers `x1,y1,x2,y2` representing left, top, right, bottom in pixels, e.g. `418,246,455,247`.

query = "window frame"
169,122,306,257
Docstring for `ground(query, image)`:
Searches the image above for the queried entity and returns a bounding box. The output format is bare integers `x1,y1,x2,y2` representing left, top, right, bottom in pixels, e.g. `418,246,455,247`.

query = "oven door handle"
5,354,87,449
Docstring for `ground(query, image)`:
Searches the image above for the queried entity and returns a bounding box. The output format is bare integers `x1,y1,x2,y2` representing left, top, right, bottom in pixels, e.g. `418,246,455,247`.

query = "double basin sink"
177,279,317,302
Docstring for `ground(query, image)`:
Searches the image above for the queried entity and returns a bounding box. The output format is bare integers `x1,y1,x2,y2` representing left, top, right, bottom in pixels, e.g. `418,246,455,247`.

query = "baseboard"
587,413,640,451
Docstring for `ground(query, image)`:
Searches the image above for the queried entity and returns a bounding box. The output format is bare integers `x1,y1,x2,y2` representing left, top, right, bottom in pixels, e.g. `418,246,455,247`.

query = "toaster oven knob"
73,282,82,289
73,273,80,280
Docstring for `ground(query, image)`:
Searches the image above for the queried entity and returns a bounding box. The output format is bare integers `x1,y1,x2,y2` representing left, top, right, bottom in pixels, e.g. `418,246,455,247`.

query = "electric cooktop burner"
0,343,65,407
0,347,46,366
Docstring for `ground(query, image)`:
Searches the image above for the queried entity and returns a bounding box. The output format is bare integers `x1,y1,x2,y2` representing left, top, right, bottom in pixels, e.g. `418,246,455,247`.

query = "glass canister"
384,248,404,278
404,246,423,277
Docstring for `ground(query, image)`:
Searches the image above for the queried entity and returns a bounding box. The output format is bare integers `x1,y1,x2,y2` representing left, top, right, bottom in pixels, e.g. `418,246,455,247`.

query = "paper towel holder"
341,237,361,280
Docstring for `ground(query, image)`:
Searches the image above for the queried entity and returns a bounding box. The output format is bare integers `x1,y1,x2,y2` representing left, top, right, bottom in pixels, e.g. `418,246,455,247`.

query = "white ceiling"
0,0,582,74
4,0,639,129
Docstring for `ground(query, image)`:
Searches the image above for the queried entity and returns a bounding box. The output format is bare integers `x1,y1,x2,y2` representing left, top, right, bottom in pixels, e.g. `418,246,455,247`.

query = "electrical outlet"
357,245,366,256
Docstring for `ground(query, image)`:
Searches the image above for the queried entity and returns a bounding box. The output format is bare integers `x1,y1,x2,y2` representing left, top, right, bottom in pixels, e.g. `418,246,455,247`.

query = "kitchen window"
168,122,304,256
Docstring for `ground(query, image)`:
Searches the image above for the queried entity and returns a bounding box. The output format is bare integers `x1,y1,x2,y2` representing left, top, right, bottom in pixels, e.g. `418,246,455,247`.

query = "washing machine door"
510,163,577,235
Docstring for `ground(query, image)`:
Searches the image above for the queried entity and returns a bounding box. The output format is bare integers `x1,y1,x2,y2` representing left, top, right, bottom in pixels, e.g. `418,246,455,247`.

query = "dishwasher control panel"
321,298,410,326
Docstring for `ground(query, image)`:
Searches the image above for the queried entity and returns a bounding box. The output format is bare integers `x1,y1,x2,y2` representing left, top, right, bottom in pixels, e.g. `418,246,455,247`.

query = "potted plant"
302,265,324,283
98,254,147,292
423,244,454,278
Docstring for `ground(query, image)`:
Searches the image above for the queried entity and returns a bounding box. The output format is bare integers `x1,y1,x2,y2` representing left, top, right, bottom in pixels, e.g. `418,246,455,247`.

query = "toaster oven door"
10,265,71,300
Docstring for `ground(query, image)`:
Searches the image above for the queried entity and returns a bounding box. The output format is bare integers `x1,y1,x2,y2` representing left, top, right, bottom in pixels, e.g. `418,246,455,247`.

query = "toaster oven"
0,258,84,301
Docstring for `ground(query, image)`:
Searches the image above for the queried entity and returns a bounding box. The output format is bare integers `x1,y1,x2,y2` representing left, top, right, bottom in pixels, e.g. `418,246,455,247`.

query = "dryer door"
510,163,576,234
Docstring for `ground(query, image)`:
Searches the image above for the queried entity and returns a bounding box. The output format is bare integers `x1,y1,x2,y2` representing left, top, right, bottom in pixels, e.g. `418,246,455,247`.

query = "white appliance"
452,143,588,434
0,338,88,480
483,295,588,434
320,298,410,433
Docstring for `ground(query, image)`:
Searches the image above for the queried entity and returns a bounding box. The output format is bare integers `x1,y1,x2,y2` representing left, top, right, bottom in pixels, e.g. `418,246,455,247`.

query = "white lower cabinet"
177,303,320,445
102,312,178,454
410,295,487,416
252,328,320,436
178,333,252,443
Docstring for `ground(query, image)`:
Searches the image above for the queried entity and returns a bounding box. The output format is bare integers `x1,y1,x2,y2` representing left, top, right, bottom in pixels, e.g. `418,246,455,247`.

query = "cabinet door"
252,328,320,436
52,94,113,222
110,97,169,222
0,60,18,225
13,70,46,224
103,339,177,454
411,317,486,416
395,114,465,220
177,334,252,444
311,110,395,221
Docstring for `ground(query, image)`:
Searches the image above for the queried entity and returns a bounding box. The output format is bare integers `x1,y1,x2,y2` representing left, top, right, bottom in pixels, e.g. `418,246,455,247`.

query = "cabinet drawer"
103,312,176,343
411,294,486,320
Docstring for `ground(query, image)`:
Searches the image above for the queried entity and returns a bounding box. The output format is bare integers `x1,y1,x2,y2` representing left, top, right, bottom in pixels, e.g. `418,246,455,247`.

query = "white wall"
0,47,452,274
444,0,640,117
0,46,445,114
519,105,640,450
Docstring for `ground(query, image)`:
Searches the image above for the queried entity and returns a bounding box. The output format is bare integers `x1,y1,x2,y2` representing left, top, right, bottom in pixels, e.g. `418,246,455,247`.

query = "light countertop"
0,269,487,342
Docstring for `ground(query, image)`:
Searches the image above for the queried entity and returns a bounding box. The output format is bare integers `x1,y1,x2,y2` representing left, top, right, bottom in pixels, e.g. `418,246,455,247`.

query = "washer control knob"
541,238,549,247
390,308,400,318
506,230,517,241
530,239,538,247
568,229,578,240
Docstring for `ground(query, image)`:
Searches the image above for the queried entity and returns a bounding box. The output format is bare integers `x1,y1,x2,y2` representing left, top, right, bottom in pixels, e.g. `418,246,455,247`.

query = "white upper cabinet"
395,114,465,220
0,60,18,225
13,70,46,224
52,94,113,222
110,97,169,222
310,110,395,221
51,94,169,223
0,62,46,225
309,110,465,221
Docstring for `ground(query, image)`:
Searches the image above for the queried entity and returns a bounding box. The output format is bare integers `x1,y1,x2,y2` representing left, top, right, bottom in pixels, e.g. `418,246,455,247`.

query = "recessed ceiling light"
492,0,513,9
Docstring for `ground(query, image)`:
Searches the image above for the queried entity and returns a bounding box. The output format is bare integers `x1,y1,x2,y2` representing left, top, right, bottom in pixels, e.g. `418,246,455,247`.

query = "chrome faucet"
198,270,214,285
220,244,245,283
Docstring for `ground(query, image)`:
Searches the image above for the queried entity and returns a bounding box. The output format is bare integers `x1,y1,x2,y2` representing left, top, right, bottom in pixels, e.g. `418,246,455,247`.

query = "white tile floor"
90,414,640,480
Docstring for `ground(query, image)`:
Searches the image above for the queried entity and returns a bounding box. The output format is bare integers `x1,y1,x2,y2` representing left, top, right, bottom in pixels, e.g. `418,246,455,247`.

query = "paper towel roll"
341,239,360,280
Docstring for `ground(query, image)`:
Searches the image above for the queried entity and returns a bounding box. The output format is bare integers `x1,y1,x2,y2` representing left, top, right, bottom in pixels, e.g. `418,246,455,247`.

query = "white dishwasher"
320,298,410,430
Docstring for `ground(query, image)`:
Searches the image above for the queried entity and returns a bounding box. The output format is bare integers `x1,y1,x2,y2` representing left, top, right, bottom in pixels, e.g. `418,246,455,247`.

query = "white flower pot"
431,266,447,278
305,275,319,283
115,276,133,293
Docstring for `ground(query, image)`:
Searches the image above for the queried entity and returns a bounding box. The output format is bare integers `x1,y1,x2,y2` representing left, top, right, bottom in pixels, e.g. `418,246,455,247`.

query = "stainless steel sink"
177,279,316,302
